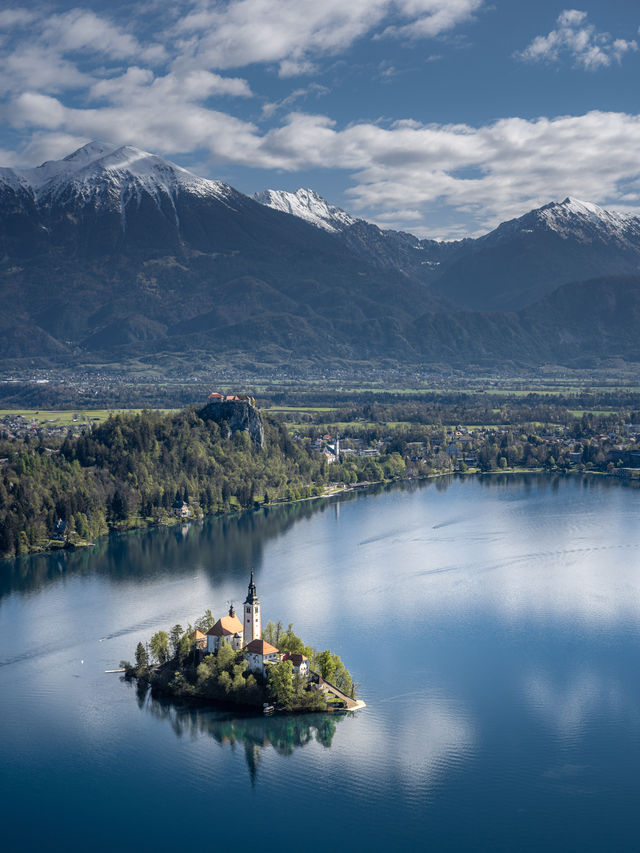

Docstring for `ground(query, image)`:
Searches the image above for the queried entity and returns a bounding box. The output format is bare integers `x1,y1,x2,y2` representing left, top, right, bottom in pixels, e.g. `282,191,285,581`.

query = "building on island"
244,638,280,676
189,629,208,650
282,652,309,677
195,571,365,711
203,572,281,675
206,605,245,653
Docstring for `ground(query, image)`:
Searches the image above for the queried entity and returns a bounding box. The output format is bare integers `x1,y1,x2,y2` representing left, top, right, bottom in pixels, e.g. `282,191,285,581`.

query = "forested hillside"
0,408,330,558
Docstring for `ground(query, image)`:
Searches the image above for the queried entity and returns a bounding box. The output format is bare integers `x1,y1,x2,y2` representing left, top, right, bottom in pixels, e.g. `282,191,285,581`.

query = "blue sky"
1,0,640,238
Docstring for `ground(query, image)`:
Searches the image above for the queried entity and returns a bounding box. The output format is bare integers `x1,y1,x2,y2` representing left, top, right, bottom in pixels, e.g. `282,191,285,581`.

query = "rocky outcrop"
198,400,264,447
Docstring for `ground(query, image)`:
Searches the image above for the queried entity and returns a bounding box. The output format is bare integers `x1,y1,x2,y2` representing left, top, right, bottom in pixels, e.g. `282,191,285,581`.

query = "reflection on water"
136,684,342,785
524,669,626,739
0,497,347,600
4,474,640,852
5,473,636,603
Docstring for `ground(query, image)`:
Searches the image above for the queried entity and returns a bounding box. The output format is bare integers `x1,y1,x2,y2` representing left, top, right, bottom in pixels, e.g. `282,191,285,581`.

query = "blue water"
2,474,640,851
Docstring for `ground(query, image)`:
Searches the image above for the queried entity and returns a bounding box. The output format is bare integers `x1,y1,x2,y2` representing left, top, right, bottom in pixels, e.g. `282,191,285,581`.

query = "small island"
123,571,365,714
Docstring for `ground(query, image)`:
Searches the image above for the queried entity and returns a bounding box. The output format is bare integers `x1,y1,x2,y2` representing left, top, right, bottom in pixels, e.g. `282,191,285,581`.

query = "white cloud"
10,90,640,237
518,9,638,71
174,0,484,76
0,9,37,28
90,68,253,103
41,9,165,63
261,83,329,119
4,1,640,238
382,0,483,40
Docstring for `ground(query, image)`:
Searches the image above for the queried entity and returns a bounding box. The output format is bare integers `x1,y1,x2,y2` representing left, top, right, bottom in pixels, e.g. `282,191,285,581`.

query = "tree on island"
169,624,184,659
195,609,215,632
315,649,353,697
195,643,262,704
149,630,169,664
267,659,294,706
135,642,149,674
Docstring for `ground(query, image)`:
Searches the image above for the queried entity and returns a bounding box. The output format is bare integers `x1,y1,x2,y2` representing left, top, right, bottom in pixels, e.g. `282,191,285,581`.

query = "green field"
0,408,177,426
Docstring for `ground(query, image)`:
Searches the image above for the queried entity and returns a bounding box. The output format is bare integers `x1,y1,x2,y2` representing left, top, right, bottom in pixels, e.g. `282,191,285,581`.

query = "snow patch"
254,187,356,232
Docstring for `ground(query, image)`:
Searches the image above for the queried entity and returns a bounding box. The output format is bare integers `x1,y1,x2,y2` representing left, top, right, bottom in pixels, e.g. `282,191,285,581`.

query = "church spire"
245,569,258,604
243,569,261,644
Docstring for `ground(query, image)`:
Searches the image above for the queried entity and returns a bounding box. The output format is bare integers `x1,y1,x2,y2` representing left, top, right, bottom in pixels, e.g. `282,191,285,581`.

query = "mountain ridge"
3,141,640,370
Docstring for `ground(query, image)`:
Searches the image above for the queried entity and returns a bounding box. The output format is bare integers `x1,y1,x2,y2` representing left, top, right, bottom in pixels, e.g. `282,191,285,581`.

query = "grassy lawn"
567,409,615,417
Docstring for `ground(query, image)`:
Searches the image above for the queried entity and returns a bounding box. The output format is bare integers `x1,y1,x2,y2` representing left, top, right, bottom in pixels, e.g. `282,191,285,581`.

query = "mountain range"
2,141,640,370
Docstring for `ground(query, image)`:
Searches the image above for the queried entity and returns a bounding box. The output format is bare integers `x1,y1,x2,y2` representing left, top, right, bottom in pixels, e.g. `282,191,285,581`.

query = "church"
206,570,280,676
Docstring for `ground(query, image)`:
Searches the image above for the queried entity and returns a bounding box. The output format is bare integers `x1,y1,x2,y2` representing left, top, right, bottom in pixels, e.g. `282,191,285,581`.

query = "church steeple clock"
244,570,261,644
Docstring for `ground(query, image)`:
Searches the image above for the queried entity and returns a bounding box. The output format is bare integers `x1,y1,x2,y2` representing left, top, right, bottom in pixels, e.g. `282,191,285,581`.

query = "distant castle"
207,391,256,406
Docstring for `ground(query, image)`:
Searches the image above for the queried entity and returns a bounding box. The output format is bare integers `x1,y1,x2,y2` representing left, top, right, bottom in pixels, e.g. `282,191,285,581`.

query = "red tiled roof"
206,614,244,636
282,653,308,665
244,639,279,655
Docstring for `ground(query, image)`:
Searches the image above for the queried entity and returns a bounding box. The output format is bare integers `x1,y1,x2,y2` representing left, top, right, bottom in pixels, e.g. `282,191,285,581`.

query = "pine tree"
135,642,149,673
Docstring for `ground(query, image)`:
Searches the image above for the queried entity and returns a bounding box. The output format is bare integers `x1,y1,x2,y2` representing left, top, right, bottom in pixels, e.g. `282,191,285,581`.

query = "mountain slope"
254,188,640,312
0,143,433,360
3,142,640,370
430,198,640,311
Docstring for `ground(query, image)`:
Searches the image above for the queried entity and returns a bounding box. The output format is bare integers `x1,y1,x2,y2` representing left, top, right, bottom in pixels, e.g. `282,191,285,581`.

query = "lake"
2,474,640,851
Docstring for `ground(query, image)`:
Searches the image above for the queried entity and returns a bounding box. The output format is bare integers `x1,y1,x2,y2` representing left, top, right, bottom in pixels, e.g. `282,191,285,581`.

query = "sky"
1,0,640,239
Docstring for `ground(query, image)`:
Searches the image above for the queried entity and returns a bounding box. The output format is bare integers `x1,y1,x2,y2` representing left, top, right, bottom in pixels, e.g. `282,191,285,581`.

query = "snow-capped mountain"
429,197,640,311
0,141,234,217
253,187,357,233
3,140,640,367
486,197,640,249
253,187,640,308
0,140,428,360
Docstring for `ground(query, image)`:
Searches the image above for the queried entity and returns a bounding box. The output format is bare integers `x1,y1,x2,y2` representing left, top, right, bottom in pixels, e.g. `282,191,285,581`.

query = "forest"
0,408,332,558
1,395,638,561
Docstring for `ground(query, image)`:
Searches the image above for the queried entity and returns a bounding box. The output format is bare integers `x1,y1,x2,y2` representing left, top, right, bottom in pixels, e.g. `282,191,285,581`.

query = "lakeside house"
51,518,68,541
172,499,190,519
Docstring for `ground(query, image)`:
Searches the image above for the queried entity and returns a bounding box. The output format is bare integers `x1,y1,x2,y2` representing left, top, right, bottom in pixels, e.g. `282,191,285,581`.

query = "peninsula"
124,571,365,714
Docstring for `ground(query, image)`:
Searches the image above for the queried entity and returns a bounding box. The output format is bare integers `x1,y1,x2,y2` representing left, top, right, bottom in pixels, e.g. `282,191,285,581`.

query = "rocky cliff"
198,400,265,447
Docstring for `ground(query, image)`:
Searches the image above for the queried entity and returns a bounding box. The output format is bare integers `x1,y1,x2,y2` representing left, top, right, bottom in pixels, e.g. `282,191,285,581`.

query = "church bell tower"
244,569,261,644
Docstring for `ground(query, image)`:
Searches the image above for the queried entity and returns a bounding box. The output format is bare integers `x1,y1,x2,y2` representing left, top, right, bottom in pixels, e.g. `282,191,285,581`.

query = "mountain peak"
537,195,636,240
2,141,233,206
60,140,119,165
254,187,356,232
